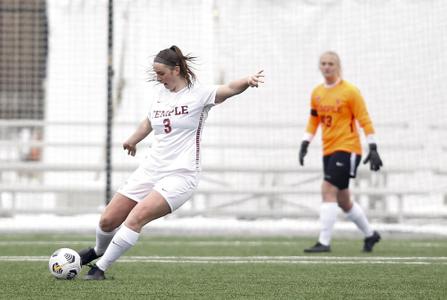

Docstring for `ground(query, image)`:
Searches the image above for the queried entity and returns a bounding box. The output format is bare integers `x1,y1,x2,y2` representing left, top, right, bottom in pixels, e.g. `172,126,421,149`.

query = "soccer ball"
48,248,81,280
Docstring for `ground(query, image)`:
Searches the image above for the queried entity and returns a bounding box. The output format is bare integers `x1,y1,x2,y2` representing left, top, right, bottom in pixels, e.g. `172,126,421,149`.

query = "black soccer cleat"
304,242,331,253
78,247,102,266
363,231,381,252
84,264,106,280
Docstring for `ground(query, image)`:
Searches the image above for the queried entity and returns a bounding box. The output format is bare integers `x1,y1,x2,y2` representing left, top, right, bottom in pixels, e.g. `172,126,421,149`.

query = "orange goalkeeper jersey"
305,80,374,156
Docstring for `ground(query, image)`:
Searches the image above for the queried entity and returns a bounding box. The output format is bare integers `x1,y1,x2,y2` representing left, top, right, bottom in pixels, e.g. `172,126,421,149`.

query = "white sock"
346,202,373,237
95,225,139,271
94,225,118,256
318,202,338,246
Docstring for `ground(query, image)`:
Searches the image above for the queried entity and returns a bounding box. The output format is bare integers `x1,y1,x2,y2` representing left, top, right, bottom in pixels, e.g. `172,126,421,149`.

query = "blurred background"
0,0,446,235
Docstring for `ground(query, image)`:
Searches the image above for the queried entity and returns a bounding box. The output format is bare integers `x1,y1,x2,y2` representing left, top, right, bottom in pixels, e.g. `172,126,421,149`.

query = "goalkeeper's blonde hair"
320,51,342,78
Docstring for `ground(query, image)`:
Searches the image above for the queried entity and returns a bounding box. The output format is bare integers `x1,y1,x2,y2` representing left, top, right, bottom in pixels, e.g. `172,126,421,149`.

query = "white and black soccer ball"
48,248,81,280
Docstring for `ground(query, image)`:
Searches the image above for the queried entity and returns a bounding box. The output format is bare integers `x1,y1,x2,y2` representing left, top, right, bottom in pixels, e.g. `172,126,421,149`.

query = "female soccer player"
79,45,264,279
299,51,382,253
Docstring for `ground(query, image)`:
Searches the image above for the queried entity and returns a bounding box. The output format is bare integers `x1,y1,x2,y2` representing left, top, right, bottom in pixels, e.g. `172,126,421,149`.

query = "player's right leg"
79,193,137,265
304,180,338,253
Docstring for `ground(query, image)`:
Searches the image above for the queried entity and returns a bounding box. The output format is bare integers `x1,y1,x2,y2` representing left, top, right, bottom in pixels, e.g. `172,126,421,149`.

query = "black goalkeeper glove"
298,141,310,166
363,143,383,171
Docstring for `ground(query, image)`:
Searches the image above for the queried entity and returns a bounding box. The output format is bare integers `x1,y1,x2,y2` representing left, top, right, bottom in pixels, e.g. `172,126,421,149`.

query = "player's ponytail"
169,45,197,87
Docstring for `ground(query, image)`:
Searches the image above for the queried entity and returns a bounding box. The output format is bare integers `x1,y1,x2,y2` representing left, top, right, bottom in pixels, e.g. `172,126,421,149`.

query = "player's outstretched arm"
215,70,264,104
123,118,153,156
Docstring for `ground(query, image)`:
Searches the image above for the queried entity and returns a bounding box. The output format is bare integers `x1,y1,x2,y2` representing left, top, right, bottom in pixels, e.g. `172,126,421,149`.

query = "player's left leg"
340,190,380,252
337,151,381,252
79,193,138,266
85,172,198,280
84,190,170,280
338,188,374,237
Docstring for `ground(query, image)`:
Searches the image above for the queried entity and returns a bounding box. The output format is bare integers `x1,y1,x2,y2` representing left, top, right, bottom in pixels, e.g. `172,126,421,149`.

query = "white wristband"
366,134,376,144
302,132,314,142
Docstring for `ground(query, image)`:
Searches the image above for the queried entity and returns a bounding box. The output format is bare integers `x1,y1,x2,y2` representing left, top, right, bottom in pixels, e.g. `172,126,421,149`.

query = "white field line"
1,256,447,265
0,240,445,248
0,241,300,246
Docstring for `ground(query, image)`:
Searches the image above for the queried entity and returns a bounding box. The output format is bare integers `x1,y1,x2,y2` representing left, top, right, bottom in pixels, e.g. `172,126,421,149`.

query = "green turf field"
0,234,446,299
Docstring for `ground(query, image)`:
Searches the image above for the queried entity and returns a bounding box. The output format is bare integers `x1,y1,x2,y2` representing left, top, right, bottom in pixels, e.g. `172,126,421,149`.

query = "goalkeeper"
299,51,382,253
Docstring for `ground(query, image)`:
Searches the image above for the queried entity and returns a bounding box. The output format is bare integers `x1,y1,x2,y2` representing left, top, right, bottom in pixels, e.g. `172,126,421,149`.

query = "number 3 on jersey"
163,118,172,133
320,115,332,127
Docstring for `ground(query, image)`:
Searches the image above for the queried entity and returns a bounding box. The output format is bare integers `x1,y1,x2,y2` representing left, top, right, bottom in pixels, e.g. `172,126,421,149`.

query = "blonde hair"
320,51,342,78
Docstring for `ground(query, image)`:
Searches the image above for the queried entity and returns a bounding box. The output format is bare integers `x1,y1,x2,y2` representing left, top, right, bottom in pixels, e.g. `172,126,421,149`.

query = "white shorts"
117,166,199,212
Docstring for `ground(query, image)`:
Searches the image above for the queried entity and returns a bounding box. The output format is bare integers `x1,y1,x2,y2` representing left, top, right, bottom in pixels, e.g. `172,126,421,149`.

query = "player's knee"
99,215,119,232
124,216,145,233
126,209,162,232
337,200,352,212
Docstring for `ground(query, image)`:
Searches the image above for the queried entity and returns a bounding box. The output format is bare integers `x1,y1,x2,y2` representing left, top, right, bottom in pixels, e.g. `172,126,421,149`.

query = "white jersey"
144,84,217,172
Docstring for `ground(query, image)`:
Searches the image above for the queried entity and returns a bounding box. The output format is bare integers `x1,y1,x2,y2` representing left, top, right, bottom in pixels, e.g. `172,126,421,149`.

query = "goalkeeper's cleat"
304,242,331,253
84,264,106,280
363,231,381,252
78,247,102,266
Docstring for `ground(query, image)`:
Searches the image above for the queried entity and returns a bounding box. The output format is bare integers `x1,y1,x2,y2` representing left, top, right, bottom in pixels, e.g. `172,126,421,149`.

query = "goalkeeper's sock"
96,225,139,271
318,202,338,246
94,224,118,256
346,202,373,237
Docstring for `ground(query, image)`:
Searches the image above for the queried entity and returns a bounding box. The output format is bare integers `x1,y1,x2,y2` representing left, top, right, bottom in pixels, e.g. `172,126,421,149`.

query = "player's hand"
247,70,265,88
363,143,383,171
299,141,310,166
123,142,137,156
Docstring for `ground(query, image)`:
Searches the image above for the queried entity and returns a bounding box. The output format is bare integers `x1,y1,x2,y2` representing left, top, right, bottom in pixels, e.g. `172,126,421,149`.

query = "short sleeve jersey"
305,80,375,156
145,84,217,172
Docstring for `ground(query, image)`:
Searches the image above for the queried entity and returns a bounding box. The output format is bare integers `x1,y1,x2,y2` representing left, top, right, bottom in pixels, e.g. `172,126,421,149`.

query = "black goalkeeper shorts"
323,151,361,190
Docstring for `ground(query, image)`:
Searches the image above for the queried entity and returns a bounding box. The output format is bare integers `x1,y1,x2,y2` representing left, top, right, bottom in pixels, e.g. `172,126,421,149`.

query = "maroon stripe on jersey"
195,107,207,171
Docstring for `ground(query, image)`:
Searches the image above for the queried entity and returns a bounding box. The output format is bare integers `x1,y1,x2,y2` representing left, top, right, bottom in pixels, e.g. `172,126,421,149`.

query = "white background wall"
41,0,447,215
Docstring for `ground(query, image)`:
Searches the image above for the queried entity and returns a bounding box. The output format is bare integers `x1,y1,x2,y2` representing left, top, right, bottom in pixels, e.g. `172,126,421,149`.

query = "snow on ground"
0,214,446,237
